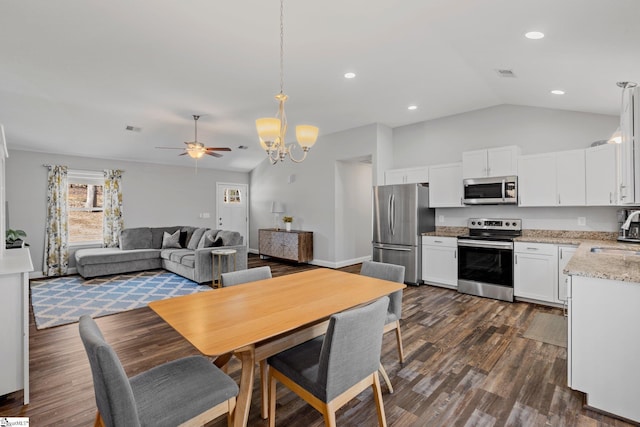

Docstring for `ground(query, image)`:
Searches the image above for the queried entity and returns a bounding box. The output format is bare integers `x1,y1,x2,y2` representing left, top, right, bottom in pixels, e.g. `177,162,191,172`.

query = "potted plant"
282,216,293,231
6,229,27,249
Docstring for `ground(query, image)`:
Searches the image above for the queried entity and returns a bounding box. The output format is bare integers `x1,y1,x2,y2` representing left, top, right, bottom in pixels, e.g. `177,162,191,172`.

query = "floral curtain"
44,165,69,276
103,169,123,248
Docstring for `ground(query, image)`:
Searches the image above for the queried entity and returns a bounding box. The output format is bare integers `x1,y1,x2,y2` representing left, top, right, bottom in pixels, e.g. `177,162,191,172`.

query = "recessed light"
525,31,545,40
344,72,356,79
550,90,565,95
408,105,418,110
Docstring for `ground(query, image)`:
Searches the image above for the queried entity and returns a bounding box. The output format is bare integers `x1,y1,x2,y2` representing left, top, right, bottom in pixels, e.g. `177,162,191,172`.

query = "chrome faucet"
621,210,640,239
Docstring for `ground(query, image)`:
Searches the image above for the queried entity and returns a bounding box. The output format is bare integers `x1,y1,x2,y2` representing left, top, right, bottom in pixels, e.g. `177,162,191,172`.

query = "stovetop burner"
458,218,522,240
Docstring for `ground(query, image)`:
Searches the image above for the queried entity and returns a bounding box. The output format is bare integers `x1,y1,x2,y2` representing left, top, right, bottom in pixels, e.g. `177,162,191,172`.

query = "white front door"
216,182,248,246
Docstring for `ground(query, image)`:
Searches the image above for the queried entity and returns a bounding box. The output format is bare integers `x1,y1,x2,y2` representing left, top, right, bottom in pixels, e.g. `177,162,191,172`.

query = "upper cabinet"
518,149,585,207
586,143,618,205
385,166,429,185
429,163,464,207
462,146,520,179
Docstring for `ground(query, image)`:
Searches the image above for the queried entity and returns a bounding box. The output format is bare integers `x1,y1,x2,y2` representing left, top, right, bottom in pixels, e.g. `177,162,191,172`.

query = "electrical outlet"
578,217,586,226
438,215,445,223
202,212,210,219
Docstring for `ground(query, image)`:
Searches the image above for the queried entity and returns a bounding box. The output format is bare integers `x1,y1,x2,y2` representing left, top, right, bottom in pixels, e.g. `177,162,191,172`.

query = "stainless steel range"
457,218,522,302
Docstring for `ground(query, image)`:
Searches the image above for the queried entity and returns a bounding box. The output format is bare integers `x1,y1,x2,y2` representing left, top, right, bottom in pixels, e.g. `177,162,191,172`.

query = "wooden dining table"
149,268,406,427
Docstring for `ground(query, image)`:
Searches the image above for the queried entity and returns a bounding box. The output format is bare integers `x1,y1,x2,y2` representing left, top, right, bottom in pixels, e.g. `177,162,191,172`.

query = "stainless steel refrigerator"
372,183,435,284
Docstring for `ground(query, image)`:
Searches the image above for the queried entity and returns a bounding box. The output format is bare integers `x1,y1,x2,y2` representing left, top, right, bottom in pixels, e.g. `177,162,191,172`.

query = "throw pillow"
162,230,181,249
179,230,189,248
198,229,220,249
187,227,206,250
211,235,224,247
217,230,243,246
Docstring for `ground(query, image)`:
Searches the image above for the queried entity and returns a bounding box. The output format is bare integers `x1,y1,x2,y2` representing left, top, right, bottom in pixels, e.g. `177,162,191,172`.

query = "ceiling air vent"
125,125,142,132
495,69,517,78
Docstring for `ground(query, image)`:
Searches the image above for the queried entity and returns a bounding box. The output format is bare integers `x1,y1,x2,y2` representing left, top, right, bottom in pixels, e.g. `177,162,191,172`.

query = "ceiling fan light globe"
296,125,319,148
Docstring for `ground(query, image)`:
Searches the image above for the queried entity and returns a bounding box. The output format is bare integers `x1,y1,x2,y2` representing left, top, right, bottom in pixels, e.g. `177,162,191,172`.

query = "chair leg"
372,373,388,427
322,403,337,427
378,362,394,393
394,323,405,363
94,412,105,427
227,396,237,427
261,360,269,419
269,374,277,427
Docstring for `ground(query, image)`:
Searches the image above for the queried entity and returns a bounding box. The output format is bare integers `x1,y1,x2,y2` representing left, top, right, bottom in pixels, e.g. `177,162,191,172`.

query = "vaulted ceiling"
1,0,639,171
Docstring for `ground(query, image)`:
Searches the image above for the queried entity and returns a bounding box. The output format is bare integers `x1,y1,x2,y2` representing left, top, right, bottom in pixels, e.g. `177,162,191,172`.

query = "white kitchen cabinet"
421,236,457,289
556,149,586,206
385,166,429,185
518,153,557,206
462,145,520,179
557,245,577,302
518,150,586,207
514,242,558,304
586,143,618,205
0,248,32,405
569,275,640,423
428,163,464,207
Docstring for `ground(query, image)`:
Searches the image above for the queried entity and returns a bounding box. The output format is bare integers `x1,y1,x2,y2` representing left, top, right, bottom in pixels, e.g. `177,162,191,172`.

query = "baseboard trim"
309,255,371,270
248,248,259,255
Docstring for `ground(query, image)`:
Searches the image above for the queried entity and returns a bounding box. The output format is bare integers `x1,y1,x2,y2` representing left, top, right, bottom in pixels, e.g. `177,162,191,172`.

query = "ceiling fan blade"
204,147,232,151
205,151,223,158
178,152,188,156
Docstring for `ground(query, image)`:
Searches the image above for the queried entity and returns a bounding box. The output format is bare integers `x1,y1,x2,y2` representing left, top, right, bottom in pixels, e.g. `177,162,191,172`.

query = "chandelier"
256,0,319,164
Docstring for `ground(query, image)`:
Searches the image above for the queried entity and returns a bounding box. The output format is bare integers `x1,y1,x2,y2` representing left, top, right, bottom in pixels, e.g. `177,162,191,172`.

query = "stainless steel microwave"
462,176,518,205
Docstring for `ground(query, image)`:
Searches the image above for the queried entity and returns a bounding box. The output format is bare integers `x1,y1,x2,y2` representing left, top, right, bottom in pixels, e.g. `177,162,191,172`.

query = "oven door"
457,239,514,301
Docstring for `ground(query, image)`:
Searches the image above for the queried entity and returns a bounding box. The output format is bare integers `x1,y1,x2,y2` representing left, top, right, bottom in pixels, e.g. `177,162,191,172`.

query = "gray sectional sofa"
74,226,247,284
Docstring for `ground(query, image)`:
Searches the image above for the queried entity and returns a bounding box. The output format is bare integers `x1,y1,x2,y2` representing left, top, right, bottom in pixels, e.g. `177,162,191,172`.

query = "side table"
211,248,237,288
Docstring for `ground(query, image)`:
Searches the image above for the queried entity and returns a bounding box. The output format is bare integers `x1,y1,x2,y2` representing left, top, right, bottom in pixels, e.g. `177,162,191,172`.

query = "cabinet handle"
610,192,613,204
434,240,443,243
558,194,561,205
515,254,518,264
454,250,457,259
560,249,563,260
526,247,539,251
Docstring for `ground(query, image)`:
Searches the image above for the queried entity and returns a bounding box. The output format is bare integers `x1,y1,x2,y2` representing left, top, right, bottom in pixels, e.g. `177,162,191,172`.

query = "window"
224,188,242,204
68,170,104,244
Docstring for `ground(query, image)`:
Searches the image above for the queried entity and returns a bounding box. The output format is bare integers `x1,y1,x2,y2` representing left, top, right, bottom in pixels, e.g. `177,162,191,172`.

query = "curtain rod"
42,165,125,173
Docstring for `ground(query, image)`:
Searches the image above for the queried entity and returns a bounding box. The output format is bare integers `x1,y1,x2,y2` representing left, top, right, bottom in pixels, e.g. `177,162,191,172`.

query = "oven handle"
501,179,506,202
457,239,513,250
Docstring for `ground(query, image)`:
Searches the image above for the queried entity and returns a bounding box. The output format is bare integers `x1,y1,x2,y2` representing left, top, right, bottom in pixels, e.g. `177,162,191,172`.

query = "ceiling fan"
156,115,231,159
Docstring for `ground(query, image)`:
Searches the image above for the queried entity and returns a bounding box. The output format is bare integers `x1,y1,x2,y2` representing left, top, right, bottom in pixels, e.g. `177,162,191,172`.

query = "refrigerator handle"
389,193,395,235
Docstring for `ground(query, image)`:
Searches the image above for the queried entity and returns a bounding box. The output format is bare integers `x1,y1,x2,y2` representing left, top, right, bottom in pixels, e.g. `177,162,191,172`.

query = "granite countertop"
422,227,466,238
564,240,640,283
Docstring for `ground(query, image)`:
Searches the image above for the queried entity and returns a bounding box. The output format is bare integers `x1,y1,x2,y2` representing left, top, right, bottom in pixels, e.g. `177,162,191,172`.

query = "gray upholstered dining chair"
221,266,272,287
79,315,239,427
360,260,405,393
267,296,390,427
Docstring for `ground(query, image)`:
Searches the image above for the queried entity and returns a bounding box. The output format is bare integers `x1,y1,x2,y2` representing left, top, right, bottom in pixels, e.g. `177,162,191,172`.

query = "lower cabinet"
421,236,458,289
259,229,313,263
557,245,577,302
514,242,558,303
569,275,640,423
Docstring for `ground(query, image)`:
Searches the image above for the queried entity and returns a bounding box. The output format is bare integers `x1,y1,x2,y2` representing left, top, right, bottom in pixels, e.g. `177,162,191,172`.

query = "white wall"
6,149,248,275
393,104,622,231
393,104,619,166
249,123,386,266
335,160,372,265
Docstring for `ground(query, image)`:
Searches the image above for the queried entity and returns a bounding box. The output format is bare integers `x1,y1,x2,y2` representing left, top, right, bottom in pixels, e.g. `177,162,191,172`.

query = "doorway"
216,182,249,246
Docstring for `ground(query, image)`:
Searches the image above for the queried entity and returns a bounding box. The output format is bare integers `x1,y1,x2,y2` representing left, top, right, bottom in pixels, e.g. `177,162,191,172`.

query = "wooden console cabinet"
259,229,313,263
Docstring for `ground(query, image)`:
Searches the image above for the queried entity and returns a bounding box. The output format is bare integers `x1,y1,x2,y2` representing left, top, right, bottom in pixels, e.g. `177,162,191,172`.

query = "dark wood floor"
0,255,633,426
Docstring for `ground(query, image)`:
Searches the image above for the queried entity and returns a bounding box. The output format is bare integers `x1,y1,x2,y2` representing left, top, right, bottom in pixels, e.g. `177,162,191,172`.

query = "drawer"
422,236,457,248
514,242,556,256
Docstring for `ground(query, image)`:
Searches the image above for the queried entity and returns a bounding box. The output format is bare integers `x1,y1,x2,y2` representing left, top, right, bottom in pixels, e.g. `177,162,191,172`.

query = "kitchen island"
565,241,640,424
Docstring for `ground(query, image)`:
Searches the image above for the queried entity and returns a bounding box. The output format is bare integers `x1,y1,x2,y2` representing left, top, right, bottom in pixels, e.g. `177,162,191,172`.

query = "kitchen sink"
590,247,640,256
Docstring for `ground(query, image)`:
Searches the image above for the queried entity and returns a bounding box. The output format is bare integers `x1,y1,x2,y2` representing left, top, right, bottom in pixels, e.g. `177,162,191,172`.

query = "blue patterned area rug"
31,270,211,329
